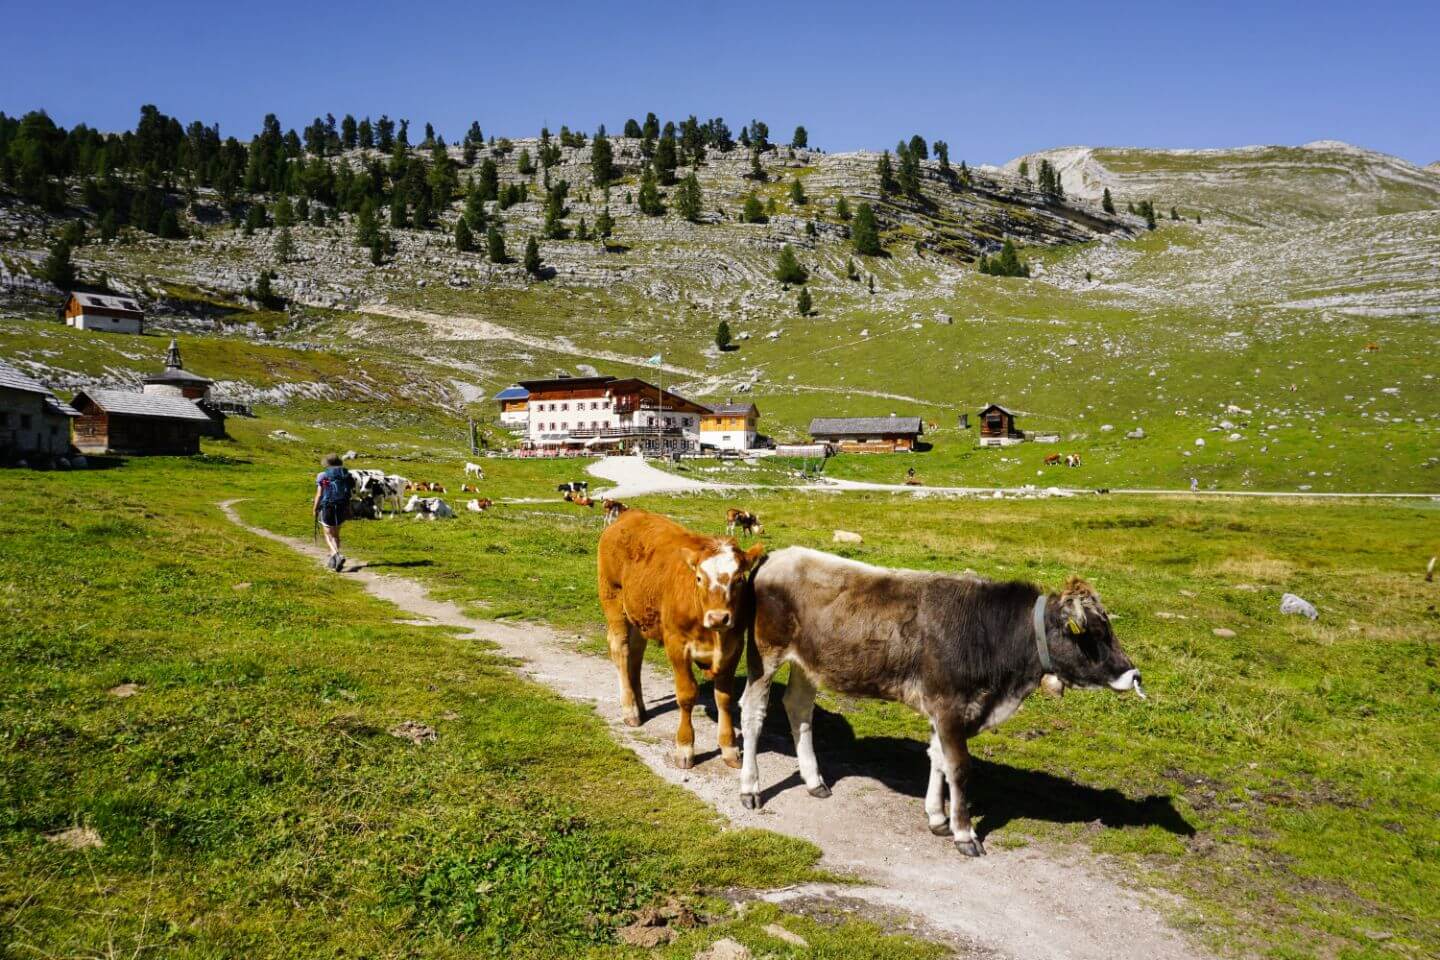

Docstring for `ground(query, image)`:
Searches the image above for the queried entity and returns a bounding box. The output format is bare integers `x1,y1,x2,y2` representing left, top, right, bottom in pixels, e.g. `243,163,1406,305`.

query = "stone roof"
71,292,143,315
809,416,924,437
44,396,81,418
706,403,758,416
0,360,52,396
77,389,214,422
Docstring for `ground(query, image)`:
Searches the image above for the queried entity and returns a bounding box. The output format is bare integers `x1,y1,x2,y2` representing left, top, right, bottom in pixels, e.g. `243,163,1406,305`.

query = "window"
21,414,33,429
561,403,568,411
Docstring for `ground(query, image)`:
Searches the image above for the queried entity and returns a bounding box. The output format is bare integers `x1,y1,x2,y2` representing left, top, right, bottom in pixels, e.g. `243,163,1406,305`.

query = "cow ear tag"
1066,618,1083,634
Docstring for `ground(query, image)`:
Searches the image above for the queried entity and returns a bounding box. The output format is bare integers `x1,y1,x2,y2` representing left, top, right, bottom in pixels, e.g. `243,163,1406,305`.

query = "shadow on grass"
360,558,437,569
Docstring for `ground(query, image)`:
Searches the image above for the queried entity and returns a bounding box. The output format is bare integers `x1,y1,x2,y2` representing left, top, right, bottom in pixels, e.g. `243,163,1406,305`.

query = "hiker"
313,453,354,571
1190,477,1199,492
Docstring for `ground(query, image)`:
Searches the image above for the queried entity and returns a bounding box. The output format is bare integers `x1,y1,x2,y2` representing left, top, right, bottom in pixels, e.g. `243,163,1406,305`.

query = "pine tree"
774,244,808,285
637,166,663,216
715,320,732,351
934,140,950,175
796,285,812,316
274,194,295,228
789,177,807,205
908,135,928,160
642,112,659,140
254,270,274,306
654,132,678,185
358,117,374,149
1102,188,1115,214
741,193,765,223
478,158,499,201
100,210,118,242
836,196,851,221
1170,205,1180,221
576,217,588,241
516,148,533,175
370,233,386,265
897,142,921,196
454,216,473,252
852,202,882,255
157,208,183,239
624,118,642,138
41,238,76,289
595,206,614,239
486,225,506,262
748,148,766,182
355,199,380,248
791,125,808,149
591,131,614,186
675,171,703,222
523,236,542,275
275,225,293,261
1017,159,1030,185
867,274,875,294
877,151,895,194
464,184,488,230
845,257,859,280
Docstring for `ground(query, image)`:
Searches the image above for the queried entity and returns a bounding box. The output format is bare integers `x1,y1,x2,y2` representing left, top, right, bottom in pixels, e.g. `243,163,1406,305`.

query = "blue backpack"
319,466,353,509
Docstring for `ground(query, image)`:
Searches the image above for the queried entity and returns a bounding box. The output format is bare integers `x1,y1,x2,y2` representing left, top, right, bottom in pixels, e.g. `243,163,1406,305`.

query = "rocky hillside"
1002,141,1440,226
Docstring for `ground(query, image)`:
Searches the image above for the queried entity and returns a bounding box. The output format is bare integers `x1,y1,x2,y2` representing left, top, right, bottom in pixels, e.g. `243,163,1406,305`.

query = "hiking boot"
327,553,340,571
335,554,346,572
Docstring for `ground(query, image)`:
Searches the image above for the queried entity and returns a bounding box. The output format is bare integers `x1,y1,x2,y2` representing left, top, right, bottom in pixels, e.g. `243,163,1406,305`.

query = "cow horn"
1069,596,1086,627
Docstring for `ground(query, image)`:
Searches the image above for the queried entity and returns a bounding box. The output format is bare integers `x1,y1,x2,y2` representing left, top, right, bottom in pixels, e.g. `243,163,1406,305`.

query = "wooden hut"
71,389,214,455
61,292,145,334
809,416,923,453
978,404,1024,447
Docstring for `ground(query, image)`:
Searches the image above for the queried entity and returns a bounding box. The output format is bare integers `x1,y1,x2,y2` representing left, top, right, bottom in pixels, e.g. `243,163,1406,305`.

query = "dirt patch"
45,826,104,850
107,683,141,698
388,720,437,745
617,897,701,947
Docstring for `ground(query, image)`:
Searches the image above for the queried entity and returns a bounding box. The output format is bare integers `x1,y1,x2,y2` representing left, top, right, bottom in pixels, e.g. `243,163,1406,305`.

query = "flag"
644,354,662,366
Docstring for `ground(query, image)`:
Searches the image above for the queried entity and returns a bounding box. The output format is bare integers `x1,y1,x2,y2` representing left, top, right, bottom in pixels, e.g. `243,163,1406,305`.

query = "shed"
0,361,79,460
699,402,760,452
71,388,214,455
62,292,145,334
978,404,1024,447
809,415,924,453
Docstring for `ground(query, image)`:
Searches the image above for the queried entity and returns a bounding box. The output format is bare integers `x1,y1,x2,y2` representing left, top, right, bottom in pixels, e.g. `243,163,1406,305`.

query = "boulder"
1280,593,1318,620
695,939,751,960
832,530,863,544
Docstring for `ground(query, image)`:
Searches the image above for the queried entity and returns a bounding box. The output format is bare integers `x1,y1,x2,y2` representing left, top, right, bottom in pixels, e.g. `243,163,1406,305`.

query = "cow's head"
683,541,765,630
1044,577,1144,697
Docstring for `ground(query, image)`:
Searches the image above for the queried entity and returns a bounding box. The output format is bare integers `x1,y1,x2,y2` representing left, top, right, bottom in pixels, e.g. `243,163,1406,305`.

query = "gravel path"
220,498,1214,960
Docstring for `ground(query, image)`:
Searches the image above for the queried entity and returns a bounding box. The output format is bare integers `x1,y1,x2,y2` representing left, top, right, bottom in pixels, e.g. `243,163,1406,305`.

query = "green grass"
236,455,1440,959
0,454,952,959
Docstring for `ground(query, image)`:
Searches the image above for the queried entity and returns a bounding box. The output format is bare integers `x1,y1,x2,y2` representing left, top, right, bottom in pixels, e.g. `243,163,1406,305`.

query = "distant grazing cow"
726,508,763,537
1065,453,1082,468
597,510,764,769
558,481,589,494
429,482,447,493
602,499,627,525
461,483,480,493
1044,453,1062,466
403,495,454,519
466,498,493,513
741,549,1143,856
1364,342,1380,352
464,462,485,480
571,494,595,508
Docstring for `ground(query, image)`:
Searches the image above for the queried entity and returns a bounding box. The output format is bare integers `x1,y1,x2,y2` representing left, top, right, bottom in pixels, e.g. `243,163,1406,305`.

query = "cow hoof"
929,820,951,837
673,749,694,770
740,792,761,810
622,710,642,727
953,837,987,857
807,783,832,799
722,748,742,769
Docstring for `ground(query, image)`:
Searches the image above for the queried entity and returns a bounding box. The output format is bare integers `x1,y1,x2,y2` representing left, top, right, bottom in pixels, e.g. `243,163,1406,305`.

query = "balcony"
568,425,684,439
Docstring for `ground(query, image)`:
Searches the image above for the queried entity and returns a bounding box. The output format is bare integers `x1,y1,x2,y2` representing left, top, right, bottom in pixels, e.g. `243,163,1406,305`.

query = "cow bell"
1040,673,1065,698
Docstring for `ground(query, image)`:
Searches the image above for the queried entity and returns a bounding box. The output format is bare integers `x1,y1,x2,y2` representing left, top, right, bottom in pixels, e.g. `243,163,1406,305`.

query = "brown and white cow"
598,510,764,769
602,499,627,525
741,547,1143,856
725,508,763,537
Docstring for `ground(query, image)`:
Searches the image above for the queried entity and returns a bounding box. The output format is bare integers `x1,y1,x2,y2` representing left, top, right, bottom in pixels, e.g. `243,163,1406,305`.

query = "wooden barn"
71,389,214,455
0,361,79,461
61,292,145,334
809,415,924,453
978,404,1025,447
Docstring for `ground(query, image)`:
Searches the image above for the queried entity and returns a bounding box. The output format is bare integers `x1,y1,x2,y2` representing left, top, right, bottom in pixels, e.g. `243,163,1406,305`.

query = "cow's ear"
742,543,766,570
681,547,700,572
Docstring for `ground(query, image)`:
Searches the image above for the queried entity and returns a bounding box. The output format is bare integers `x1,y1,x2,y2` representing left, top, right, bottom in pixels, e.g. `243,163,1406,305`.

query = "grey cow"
740,547,1144,856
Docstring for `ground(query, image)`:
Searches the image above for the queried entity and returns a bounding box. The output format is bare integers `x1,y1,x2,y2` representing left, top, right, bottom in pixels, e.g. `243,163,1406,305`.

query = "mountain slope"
1003,141,1440,225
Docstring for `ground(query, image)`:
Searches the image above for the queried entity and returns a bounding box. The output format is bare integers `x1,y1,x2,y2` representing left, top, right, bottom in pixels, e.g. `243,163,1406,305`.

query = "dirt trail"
219,499,1211,960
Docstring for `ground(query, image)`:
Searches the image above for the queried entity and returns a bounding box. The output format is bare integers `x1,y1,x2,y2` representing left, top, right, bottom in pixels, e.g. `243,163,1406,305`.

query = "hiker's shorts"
319,503,346,528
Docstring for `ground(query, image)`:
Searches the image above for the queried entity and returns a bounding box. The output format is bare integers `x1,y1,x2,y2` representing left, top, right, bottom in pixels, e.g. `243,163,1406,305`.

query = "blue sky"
4,0,1438,165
